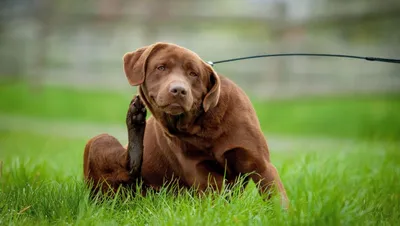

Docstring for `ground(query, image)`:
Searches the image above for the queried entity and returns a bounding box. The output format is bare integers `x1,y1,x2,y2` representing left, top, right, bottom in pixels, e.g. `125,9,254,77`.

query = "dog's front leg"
126,95,147,181
225,148,289,208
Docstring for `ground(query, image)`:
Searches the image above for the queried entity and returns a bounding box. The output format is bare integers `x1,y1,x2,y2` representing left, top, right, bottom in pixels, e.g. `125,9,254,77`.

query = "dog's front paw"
126,95,147,130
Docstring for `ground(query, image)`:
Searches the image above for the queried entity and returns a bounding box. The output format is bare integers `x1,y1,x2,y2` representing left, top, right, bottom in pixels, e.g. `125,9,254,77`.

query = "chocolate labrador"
83,42,288,206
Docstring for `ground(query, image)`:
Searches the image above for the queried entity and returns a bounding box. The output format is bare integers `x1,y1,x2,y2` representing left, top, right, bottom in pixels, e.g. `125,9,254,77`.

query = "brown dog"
83,42,288,205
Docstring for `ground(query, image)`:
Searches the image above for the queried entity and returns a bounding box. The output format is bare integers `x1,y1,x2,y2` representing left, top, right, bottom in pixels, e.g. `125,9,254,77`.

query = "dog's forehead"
151,45,203,64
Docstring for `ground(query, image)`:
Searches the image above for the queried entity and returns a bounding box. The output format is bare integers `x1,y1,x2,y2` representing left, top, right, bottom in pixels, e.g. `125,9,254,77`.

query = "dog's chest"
182,140,214,158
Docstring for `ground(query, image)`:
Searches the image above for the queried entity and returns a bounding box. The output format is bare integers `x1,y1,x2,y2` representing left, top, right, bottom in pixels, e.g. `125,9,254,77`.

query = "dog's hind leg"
83,95,147,194
125,95,147,180
83,134,131,194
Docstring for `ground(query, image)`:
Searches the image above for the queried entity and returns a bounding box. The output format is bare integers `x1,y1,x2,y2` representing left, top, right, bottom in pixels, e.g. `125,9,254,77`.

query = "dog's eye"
157,65,165,71
189,72,198,77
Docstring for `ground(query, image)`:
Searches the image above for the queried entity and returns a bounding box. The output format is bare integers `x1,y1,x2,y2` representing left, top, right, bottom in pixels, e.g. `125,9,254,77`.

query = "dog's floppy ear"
123,47,147,86
123,43,166,86
203,63,221,112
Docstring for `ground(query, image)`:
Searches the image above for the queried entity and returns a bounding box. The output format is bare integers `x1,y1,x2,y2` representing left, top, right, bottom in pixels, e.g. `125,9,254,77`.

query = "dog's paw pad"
127,95,147,127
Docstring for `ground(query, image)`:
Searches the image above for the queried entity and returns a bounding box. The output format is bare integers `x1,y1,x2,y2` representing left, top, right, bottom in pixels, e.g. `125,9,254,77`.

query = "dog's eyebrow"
155,57,176,66
183,61,200,71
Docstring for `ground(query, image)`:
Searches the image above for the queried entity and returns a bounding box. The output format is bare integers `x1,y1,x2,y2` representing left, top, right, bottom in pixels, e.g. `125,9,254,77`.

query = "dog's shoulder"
210,74,268,155
216,74,258,121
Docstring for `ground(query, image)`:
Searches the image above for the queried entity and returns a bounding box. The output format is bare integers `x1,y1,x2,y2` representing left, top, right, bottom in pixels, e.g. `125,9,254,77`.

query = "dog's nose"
169,84,187,97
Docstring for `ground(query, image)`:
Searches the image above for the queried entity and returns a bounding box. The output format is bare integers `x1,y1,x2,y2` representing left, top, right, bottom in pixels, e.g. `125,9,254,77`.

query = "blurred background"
1,0,400,96
0,0,399,165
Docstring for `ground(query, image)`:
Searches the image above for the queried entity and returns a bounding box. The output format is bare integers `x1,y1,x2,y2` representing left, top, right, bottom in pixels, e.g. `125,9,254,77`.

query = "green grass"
1,131,399,225
0,82,132,125
253,95,400,140
1,81,400,225
1,81,400,140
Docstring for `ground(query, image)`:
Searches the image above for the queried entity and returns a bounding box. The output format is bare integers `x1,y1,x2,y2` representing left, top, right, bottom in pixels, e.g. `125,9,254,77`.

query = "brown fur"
83,42,288,206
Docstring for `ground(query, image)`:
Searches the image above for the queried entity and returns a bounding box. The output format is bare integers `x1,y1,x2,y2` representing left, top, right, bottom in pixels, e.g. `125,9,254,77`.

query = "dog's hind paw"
126,95,146,179
127,95,147,129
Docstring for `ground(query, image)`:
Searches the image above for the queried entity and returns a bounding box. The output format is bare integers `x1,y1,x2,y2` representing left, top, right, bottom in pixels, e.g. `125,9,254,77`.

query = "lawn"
1,82,399,140
0,81,399,225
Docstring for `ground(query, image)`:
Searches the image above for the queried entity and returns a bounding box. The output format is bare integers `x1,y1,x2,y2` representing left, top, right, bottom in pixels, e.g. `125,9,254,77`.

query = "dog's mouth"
160,103,186,115
150,93,194,116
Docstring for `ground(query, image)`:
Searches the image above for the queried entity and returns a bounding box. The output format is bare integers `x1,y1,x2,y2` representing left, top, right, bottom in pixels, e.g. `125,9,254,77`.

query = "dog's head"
123,43,220,118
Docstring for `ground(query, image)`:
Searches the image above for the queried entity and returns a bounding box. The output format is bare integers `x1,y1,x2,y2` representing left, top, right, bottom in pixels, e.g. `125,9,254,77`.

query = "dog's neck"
138,86,201,136
138,85,228,141
161,107,203,135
